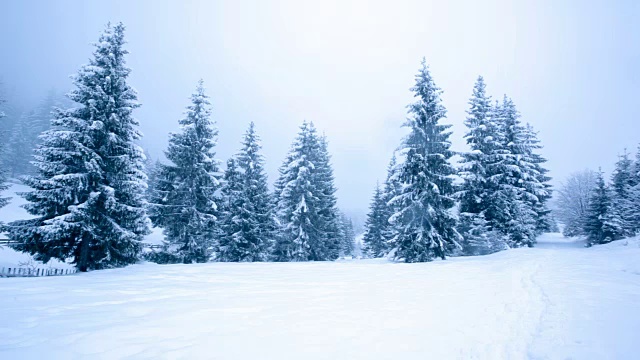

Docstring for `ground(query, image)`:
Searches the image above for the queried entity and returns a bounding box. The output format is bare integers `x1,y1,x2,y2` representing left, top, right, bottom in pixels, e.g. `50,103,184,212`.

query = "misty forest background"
1,23,638,271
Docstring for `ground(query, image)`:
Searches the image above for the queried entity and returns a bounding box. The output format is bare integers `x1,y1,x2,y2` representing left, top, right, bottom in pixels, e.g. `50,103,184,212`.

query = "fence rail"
2,238,162,248
1,267,78,278
1,239,162,278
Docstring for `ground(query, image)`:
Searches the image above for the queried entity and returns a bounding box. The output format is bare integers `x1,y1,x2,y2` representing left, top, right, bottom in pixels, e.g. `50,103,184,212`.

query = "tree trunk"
78,238,90,272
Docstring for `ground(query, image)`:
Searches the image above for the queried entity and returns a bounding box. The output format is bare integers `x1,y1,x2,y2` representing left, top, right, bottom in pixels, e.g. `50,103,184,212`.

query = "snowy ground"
0,233,638,359
2,184,640,359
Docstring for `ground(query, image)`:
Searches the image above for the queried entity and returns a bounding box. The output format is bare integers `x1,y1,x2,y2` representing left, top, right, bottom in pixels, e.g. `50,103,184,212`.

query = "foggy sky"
1,0,639,218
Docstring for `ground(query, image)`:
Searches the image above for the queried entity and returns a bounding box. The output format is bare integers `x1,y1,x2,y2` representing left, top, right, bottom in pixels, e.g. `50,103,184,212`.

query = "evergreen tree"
388,59,460,262
584,170,624,246
610,150,636,235
274,121,319,261
459,76,501,216
217,122,275,262
458,212,507,256
313,135,341,260
457,76,512,251
0,95,9,211
217,158,245,261
494,96,539,247
149,80,221,263
338,212,356,257
381,154,402,245
362,184,388,257
274,121,339,261
4,90,63,177
7,23,149,271
522,123,554,233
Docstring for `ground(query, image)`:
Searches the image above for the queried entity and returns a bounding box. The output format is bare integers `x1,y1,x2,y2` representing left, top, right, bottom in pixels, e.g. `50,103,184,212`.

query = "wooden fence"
0,238,161,278
1,267,78,278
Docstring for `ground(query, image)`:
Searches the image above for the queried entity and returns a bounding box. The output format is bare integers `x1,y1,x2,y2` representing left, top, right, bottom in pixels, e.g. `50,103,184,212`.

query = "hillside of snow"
1,232,639,359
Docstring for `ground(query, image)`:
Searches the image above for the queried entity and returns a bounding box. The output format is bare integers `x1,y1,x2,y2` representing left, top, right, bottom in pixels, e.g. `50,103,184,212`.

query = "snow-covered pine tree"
494,96,538,247
338,212,356,257
584,170,625,246
4,90,62,177
459,76,499,215
388,59,459,262
629,146,640,233
362,183,388,258
273,121,318,261
381,154,402,245
149,80,221,263
7,23,149,271
457,212,507,256
312,135,341,260
274,121,336,261
457,76,511,253
217,122,275,262
522,123,554,233
217,158,245,261
610,150,636,235
0,95,9,210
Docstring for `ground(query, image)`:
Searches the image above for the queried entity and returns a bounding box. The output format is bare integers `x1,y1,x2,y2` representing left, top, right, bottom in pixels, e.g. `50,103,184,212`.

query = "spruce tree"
388,59,459,262
313,135,341,260
584,170,624,246
362,184,388,257
457,76,513,252
273,122,319,261
4,90,62,177
217,158,245,261
610,150,636,235
459,76,500,216
149,80,221,263
458,212,507,256
8,23,149,271
338,213,356,257
494,96,539,247
522,123,554,233
217,122,275,262
0,96,9,210
274,121,339,261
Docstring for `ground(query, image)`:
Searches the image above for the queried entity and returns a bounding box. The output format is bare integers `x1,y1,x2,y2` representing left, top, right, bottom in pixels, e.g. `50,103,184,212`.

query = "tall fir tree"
457,76,512,254
362,183,388,258
494,96,539,247
273,121,340,261
610,150,636,235
217,122,275,262
149,80,221,263
8,23,149,271
273,121,320,261
217,158,245,261
459,76,500,216
388,59,460,262
313,135,341,260
584,170,625,246
0,95,9,211
522,123,554,233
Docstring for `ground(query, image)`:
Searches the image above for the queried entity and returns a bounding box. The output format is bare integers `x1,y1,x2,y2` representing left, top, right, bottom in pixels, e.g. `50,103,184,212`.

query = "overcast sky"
1,0,639,217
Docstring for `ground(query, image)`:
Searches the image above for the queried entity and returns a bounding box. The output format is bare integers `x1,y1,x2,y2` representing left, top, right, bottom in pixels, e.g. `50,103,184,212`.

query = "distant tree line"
555,148,640,246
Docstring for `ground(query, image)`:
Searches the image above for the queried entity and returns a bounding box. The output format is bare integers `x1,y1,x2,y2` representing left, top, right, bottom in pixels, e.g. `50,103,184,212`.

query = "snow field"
1,234,639,359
